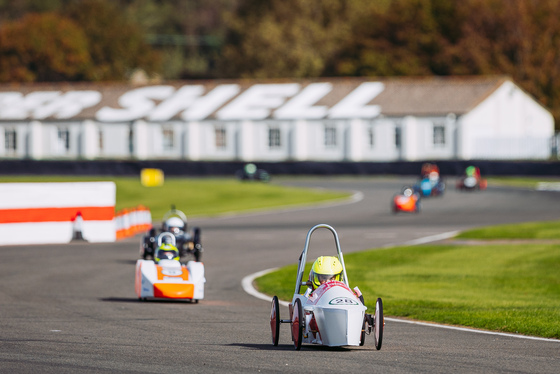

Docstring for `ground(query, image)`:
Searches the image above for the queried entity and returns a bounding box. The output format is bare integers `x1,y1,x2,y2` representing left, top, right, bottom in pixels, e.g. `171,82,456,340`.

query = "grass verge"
0,176,350,219
455,220,560,240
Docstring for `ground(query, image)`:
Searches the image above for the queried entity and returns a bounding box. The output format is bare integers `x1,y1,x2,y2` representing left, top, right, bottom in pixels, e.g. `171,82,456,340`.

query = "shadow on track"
228,343,376,351
115,259,138,265
100,297,199,304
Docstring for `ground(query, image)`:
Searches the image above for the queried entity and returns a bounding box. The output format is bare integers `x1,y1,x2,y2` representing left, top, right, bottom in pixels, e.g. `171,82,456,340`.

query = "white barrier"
0,182,116,245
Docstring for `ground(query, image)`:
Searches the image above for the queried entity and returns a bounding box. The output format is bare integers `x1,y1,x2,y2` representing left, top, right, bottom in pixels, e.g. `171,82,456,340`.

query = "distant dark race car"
236,163,270,182
140,206,203,262
456,166,487,191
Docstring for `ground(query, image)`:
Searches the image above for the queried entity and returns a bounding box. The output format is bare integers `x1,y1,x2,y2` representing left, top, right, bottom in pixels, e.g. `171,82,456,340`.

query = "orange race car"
392,186,421,213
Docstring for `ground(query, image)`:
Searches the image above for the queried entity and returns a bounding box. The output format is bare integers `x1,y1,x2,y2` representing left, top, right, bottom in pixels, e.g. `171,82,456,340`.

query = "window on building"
57,128,70,152
433,125,445,146
5,129,16,153
215,127,226,149
98,128,103,152
268,127,281,149
367,126,375,148
324,126,337,147
395,127,401,148
162,127,174,151
128,127,134,155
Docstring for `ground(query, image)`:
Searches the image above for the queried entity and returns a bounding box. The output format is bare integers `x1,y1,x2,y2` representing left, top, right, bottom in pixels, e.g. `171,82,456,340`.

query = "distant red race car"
392,186,421,213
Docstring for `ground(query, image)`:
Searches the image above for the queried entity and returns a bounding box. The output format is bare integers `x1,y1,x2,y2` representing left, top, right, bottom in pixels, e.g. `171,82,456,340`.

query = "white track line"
241,268,288,305
401,230,460,246
383,318,560,342
242,233,560,343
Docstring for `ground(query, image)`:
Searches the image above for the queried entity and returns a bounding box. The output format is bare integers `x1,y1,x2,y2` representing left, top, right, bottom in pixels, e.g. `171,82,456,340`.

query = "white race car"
270,224,383,350
135,233,205,302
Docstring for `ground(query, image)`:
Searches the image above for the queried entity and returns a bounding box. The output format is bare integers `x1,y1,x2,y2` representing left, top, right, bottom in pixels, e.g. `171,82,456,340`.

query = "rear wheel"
359,295,366,346
360,318,366,346
374,298,384,350
270,296,280,346
291,298,303,350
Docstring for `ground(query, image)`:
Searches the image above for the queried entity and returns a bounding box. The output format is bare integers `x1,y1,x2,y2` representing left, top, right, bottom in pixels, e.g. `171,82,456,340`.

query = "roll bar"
162,206,188,223
157,232,176,247
294,224,349,296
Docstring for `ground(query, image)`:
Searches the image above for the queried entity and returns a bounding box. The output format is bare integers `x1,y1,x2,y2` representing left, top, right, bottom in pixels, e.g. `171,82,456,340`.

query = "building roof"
0,76,512,121
372,76,507,116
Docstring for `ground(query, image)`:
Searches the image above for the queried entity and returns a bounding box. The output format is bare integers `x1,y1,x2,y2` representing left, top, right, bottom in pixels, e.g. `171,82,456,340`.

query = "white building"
0,76,554,161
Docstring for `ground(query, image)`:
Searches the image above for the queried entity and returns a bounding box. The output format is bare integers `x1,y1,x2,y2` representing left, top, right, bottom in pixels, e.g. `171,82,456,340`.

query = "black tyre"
271,296,280,346
374,298,384,350
360,318,366,346
193,227,201,244
291,298,304,350
193,227,202,261
141,236,150,259
257,170,271,182
359,294,366,346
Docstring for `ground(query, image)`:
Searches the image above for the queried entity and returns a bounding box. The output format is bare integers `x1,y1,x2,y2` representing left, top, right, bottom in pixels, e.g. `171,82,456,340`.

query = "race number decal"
162,269,182,276
329,297,359,305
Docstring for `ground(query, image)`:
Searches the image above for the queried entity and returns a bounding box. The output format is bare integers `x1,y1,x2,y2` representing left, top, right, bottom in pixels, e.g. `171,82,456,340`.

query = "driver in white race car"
307,256,343,292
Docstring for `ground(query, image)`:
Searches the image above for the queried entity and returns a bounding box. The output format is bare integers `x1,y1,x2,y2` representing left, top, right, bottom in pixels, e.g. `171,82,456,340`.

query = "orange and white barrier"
0,182,116,245
115,205,152,240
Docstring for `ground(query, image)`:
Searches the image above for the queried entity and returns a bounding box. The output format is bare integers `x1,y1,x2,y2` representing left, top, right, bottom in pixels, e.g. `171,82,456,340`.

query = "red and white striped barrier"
115,205,152,240
0,182,116,245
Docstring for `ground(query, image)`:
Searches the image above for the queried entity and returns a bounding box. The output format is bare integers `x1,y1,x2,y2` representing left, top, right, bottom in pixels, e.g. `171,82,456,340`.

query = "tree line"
1,0,559,128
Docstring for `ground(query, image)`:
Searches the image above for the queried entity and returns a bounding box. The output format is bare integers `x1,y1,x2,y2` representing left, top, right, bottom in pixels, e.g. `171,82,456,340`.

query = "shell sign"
0,81,384,122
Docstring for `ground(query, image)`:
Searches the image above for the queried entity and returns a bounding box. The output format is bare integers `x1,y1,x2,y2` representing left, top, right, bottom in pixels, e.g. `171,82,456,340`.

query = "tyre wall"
0,160,559,177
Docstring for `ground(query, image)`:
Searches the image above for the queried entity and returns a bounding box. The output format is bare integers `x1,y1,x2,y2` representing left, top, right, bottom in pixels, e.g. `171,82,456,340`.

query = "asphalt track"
1,177,559,373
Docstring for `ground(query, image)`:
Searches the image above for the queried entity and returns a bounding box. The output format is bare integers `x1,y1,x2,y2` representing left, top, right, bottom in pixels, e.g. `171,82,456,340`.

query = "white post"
346,119,364,161
133,120,149,160
81,120,98,159
185,121,201,160
401,116,418,161
28,120,43,159
237,120,255,161
290,119,308,161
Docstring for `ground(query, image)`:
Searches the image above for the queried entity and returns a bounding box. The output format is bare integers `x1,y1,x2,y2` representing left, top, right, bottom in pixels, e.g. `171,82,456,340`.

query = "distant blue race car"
414,177,445,197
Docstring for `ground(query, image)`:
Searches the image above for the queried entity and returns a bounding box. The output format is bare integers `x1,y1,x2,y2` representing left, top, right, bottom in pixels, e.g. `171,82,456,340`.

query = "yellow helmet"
309,256,343,289
154,243,180,263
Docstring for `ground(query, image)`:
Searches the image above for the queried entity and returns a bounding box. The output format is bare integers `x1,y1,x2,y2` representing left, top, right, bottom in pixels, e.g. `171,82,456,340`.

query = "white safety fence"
0,182,116,245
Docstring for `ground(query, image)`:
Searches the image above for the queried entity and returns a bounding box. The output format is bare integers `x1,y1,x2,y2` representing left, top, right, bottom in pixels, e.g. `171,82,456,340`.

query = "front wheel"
291,298,303,350
374,298,384,350
270,296,280,346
